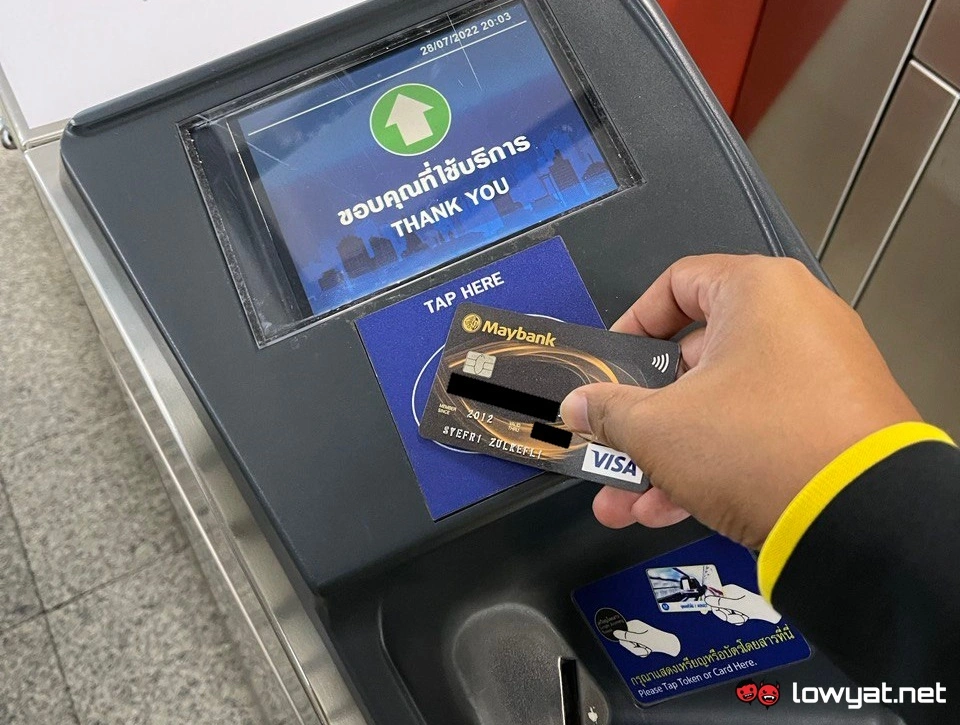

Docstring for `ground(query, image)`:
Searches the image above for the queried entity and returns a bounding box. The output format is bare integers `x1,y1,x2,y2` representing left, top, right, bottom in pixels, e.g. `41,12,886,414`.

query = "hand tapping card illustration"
594,607,682,658
646,564,721,613
703,583,783,626
574,535,810,706
646,563,782,624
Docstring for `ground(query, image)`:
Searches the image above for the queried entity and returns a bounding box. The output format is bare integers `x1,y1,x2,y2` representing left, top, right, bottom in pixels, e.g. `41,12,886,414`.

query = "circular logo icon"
370,83,451,156
594,608,628,642
462,313,482,333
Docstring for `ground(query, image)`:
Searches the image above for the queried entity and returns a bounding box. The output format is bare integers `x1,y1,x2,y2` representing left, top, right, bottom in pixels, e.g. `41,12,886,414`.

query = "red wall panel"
732,0,848,136
659,0,766,114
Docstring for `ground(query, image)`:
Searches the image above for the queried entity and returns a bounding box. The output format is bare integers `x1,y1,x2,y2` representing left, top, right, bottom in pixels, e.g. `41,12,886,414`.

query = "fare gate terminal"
59,0,897,722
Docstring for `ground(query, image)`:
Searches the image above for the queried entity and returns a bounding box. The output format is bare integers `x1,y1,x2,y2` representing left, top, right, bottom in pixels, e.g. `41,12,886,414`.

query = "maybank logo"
480,319,556,347
462,313,483,333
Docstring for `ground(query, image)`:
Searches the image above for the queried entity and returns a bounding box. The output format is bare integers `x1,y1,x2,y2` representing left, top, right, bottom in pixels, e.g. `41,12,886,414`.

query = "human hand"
613,619,682,657
704,583,782,625
559,255,919,549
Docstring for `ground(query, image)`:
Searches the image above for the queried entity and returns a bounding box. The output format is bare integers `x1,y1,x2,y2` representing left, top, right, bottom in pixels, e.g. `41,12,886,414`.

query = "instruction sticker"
573,535,811,706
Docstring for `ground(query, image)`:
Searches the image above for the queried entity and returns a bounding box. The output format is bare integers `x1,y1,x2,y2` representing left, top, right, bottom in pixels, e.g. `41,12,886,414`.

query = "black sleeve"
773,441,960,725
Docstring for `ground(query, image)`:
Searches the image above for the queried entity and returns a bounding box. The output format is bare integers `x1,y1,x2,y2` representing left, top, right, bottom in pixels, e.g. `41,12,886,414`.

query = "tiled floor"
0,149,265,723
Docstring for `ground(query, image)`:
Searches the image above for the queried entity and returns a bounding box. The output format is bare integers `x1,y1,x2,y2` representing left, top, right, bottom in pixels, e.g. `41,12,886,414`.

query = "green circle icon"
370,83,451,156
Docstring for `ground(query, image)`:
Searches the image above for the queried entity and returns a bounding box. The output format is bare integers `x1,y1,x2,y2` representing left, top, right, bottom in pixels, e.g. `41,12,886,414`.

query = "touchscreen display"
233,1,619,318
186,0,632,343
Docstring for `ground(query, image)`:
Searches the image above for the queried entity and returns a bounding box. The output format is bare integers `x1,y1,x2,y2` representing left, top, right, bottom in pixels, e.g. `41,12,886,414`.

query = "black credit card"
418,303,680,490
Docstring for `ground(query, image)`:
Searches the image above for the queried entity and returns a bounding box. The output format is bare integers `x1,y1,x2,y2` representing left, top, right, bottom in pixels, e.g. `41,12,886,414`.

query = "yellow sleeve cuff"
757,421,955,602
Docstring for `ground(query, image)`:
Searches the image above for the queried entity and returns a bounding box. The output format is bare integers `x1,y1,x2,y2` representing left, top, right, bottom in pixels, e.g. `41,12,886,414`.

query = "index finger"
610,254,742,338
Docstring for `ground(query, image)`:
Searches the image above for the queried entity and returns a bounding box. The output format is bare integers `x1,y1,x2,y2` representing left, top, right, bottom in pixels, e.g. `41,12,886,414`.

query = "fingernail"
560,391,590,434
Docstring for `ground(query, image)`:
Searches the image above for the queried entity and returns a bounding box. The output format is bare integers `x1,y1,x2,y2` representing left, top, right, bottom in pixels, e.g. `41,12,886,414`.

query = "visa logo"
581,443,642,483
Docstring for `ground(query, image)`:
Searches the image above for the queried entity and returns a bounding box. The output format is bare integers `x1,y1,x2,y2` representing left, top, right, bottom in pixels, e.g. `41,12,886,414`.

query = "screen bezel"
181,0,641,347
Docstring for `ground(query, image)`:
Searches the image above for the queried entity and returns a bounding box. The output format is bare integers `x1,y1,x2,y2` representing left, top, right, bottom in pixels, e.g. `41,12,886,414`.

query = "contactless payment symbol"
370,83,452,156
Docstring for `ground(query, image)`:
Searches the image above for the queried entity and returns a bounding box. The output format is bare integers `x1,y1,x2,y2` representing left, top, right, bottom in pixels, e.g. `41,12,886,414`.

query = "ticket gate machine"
59,0,899,722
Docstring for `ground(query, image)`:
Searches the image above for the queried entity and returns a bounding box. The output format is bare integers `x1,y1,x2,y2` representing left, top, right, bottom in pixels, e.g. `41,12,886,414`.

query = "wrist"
757,421,955,601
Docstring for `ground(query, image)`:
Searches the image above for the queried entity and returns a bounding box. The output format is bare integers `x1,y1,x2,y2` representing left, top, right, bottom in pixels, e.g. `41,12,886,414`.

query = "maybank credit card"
418,304,680,490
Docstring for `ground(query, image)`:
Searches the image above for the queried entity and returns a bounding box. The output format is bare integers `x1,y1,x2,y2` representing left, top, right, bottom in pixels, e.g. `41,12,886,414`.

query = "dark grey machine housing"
60,0,898,722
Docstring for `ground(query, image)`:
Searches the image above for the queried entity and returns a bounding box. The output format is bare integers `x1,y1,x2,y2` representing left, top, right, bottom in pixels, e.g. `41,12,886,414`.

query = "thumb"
560,383,659,459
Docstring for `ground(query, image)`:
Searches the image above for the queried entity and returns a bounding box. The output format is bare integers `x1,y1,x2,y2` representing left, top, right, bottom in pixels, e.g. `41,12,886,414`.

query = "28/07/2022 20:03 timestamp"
419,9,517,56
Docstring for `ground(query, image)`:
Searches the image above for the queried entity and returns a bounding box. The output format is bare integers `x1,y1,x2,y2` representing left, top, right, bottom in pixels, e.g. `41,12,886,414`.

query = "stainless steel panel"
916,0,960,89
0,64,66,149
856,109,960,438
24,141,369,725
821,62,958,301
739,0,930,252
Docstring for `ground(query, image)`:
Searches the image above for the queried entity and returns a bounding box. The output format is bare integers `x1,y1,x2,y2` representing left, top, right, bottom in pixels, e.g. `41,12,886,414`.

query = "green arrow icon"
370,84,451,156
